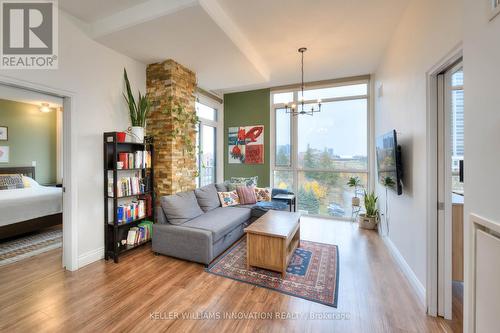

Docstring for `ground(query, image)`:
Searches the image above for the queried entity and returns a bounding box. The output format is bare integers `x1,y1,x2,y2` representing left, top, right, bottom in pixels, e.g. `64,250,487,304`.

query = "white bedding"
0,177,62,227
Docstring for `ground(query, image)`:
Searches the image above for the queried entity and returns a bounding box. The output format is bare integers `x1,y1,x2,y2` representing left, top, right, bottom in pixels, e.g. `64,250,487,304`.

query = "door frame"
425,44,462,318
0,74,79,271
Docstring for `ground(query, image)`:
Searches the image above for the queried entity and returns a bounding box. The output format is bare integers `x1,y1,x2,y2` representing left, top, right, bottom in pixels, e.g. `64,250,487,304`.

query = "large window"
196,101,218,187
272,80,370,218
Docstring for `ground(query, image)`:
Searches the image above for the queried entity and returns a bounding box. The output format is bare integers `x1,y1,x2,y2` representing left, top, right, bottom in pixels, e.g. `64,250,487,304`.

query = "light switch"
32,161,36,167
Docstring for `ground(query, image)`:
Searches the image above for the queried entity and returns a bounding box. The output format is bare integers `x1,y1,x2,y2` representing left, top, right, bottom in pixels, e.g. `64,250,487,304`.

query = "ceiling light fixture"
40,103,51,113
284,47,321,116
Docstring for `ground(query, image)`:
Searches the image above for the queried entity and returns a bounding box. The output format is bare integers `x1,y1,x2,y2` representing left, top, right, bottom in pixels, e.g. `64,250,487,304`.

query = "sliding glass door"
272,80,370,218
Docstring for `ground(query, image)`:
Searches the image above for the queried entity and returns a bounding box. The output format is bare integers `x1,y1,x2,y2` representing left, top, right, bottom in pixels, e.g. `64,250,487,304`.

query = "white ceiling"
59,0,150,22
59,0,410,93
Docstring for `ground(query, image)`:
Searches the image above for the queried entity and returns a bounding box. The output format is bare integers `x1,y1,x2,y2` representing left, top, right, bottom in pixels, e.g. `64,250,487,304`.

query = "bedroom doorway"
0,80,76,270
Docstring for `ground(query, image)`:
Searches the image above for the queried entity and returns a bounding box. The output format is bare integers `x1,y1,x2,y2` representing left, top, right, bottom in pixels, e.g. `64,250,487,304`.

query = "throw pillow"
254,187,272,202
228,176,258,191
0,174,24,190
230,176,258,186
236,186,257,205
217,190,240,207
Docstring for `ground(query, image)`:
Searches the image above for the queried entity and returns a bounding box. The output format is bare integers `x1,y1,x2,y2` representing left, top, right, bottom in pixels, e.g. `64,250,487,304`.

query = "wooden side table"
273,193,296,212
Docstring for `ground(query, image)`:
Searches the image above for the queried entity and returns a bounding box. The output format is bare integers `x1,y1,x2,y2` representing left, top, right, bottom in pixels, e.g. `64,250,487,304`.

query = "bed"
0,167,62,239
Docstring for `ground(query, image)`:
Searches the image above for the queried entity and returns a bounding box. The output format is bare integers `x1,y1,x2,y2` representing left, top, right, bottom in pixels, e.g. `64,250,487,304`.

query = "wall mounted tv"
376,130,403,195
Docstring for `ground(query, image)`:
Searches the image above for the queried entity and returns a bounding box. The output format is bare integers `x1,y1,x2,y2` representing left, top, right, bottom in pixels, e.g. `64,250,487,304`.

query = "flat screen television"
376,130,403,195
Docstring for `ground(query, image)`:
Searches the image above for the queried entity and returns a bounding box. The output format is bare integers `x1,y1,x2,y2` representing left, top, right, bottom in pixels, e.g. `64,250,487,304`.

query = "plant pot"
117,132,126,142
130,126,144,143
352,197,360,207
358,214,378,230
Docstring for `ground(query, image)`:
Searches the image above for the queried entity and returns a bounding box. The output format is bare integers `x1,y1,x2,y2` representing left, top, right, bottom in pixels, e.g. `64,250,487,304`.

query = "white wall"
463,1,500,331
374,0,462,292
0,11,146,266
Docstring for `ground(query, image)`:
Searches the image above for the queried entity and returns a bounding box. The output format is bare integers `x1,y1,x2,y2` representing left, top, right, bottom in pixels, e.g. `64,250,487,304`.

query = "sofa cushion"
227,176,258,191
236,185,257,205
215,182,229,192
217,190,240,207
182,207,251,243
254,187,272,202
194,184,220,212
160,191,204,225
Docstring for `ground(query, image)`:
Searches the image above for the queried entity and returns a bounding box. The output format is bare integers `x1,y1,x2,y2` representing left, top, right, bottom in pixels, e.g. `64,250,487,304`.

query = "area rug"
0,228,62,267
206,238,339,307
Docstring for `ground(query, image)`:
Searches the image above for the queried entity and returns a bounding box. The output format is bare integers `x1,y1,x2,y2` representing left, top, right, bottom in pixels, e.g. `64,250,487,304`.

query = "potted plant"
123,68,150,143
359,190,379,230
381,176,396,235
347,176,362,206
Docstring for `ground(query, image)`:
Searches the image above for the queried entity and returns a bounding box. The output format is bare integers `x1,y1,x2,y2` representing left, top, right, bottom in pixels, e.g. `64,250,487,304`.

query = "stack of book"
108,177,144,197
116,200,146,224
126,221,153,245
118,151,151,169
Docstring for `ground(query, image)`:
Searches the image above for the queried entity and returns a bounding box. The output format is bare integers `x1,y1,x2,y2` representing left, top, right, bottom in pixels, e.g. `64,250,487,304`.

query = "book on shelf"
117,151,151,170
107,176,145,197
125,221,153,245
116,200,146,224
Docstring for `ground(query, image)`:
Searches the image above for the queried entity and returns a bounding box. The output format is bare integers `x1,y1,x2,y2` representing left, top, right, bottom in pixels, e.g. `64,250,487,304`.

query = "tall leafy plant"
123,68,150,127
363,190,379,218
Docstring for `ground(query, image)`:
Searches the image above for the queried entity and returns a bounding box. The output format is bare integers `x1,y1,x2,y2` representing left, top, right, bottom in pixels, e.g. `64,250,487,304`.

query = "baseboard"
78,247,104,269
382,236,426,306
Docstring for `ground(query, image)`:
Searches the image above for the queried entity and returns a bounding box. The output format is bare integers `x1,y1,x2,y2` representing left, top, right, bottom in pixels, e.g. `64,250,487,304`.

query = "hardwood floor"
0,218,462,332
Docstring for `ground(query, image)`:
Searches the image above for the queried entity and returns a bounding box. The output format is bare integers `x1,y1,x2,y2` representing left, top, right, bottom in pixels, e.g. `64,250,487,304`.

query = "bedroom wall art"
0,127,7,141
228,125,264,164
0,146,9,163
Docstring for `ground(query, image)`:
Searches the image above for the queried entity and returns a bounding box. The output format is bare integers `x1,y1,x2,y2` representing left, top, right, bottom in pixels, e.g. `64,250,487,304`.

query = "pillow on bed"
0,174,24,190
22,176,39,188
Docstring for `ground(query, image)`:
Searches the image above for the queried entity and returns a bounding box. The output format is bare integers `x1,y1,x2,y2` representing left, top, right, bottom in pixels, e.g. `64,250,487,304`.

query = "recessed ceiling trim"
90,0,198,39
199,0,270,81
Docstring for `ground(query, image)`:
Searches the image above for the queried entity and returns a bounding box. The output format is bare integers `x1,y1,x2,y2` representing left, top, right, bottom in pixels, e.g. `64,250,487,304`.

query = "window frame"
270,77,372,219
195,94,222,187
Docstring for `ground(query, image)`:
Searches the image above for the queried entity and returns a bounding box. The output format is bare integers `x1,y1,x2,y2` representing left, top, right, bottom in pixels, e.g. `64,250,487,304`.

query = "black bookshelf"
103,132,155,263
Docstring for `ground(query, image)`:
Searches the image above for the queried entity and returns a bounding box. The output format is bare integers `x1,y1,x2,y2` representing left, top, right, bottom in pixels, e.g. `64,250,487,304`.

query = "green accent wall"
0,99,57,184
224,88,271,186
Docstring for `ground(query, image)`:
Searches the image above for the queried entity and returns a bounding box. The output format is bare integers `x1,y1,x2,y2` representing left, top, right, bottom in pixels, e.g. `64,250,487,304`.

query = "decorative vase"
352,197,360,207
117,132,126,142
130,126,144,143
358,214,378,230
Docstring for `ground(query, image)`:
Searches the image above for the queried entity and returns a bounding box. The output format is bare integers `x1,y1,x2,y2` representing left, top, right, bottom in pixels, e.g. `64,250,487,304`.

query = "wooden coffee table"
244,210,301,277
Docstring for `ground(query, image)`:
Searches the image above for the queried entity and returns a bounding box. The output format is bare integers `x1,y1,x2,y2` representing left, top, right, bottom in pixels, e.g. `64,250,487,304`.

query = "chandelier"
284,47,322,116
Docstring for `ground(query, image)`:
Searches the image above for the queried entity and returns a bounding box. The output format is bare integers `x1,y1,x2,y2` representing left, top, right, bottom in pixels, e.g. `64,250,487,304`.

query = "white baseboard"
382,236,426,306
78,247,104,269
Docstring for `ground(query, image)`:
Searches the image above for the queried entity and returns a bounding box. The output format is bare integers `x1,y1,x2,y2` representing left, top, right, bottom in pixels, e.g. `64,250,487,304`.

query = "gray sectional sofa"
152,183,291,264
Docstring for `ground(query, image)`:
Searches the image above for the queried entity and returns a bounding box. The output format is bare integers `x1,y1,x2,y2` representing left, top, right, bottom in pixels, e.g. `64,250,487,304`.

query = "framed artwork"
0,127,7,141
0,146,9,163
228,125,264,164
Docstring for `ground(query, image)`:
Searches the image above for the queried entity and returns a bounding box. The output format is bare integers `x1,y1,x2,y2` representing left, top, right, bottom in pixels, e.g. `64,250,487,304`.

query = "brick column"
146,59,197,197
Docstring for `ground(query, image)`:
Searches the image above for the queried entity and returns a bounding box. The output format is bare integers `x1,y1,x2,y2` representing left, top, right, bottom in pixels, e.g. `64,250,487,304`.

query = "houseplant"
123,68,150,143
358,190,379,230
381,176,396,235
347,176,362,206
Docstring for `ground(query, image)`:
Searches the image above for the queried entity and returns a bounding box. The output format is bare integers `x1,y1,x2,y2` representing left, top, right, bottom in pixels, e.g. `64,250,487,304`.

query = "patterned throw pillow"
0,174,24,190
217,191,240,207
228,176,258,191
236,186,257,205
254,187,272,202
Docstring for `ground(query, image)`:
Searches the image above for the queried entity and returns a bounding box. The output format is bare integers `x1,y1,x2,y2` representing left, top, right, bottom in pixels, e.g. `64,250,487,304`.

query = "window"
196,101,218,187
450,68,464,194
272,80,370,218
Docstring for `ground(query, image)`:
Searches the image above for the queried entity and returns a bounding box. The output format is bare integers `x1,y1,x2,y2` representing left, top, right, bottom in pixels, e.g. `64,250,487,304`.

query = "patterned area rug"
206,238,339,307
0,228,62,267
